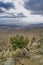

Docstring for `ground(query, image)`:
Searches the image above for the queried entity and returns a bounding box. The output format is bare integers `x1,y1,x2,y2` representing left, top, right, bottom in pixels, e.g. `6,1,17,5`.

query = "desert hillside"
0,23,43,65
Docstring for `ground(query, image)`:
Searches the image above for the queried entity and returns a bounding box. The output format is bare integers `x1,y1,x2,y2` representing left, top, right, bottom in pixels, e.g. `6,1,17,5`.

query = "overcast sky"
0,0,43,25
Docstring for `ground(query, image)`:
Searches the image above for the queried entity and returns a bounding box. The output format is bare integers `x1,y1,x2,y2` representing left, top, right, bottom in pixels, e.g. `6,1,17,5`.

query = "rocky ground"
0,34,43,65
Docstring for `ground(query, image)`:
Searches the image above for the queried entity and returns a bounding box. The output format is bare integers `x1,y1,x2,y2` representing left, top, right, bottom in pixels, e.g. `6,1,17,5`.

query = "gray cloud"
17,13,26,17
0,8,4,13
24,0,43,15
0,12,26,18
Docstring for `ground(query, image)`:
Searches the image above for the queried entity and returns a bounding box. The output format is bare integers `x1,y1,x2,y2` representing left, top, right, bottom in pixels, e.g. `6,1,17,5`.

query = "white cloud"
0,0,43,25
21,15,43,24
0,0,31,16
0,0,12,2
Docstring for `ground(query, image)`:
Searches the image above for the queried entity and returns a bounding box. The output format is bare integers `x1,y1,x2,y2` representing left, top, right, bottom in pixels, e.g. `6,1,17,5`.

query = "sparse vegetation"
0,34,43,65
10,35,29,50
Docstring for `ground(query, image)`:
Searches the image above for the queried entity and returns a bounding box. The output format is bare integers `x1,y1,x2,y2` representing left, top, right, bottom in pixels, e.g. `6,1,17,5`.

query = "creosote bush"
10,35,29,51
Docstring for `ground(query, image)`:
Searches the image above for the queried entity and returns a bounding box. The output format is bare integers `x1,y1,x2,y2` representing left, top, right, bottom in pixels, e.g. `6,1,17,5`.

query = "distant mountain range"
0,23,43,29
0,24,22,30
0,23,43,34
27,23,43,28
20,23,43,31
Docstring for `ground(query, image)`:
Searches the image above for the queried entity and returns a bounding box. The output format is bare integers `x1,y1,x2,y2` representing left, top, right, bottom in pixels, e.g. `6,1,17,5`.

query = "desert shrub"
38,39,43,44
37,44,41,49
38,34,43,44
31,37,36,44
10,35,29,51
0,61,5,65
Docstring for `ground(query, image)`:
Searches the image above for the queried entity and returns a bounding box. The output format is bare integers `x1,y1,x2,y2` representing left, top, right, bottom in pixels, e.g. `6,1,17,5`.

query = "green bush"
10,35,29,51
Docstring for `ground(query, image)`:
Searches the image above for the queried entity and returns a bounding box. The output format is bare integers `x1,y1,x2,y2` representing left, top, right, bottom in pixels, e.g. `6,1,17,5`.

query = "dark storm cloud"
0,1,14,10
24,0,43,15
